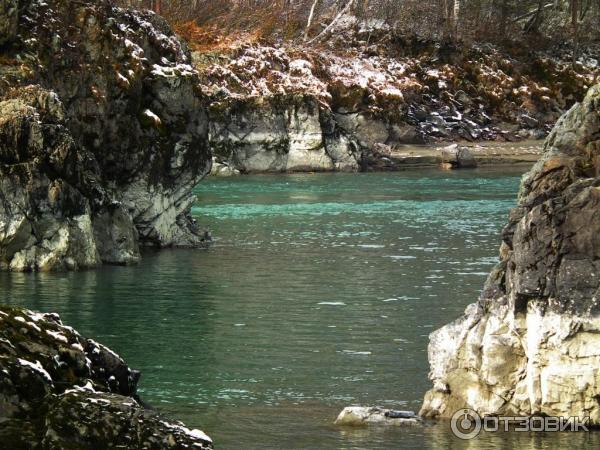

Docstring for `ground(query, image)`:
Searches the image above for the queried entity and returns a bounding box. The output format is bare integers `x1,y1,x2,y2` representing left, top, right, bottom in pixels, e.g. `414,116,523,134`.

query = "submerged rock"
420,84,600,424
0,305,212,449
0,0,211,271
335,407,422,426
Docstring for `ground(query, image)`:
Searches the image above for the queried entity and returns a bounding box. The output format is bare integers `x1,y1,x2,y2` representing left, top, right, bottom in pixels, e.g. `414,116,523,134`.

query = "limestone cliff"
420,84,600,423
0,0,211,271
195,36,598,174
209,94,361,173
0,305,212,449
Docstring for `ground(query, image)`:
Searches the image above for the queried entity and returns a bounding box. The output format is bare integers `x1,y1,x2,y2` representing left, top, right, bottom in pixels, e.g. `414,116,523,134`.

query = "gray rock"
520,114,540,129
0,305,212,449
209,95,361,173
455,90,473,107
210,158,241,176
440,144,477,169
0,0,211,271
335,407,422,426
0,89,106,271
420,84,600,424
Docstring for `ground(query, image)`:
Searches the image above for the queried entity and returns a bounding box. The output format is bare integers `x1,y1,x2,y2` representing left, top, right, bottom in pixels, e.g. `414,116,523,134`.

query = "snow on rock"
0,305,213,449
17,358,53,384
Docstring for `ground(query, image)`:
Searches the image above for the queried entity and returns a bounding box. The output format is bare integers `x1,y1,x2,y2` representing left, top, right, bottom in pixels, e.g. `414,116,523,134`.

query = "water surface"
2,168,597,449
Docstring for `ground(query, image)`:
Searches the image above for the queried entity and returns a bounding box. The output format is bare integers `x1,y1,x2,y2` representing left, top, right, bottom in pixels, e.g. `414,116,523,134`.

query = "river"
2,167,598,449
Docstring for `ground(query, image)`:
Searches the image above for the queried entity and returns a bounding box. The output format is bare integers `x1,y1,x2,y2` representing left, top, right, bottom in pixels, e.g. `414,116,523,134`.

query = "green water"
2,168,598,449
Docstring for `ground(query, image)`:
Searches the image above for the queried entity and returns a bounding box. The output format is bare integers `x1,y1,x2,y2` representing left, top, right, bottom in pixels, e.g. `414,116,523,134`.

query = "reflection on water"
2,168,596,449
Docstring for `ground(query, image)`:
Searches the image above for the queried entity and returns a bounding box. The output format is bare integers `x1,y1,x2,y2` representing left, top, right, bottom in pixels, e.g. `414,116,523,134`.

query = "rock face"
420,84,600,424
0,305,212,449
209,95,361,173
0,0,211,271
195,39,598,174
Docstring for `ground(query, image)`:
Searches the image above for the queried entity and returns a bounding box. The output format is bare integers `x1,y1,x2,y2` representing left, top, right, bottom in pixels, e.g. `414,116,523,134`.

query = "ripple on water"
2,168,534,450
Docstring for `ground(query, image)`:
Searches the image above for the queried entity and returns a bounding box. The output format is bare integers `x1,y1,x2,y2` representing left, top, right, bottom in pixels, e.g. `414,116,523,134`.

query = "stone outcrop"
209,95,362,173
0,0,211,271
0,305,212,449
420,84,600,424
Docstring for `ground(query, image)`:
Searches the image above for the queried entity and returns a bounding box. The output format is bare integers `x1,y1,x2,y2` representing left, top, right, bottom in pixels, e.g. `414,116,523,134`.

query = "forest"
118,0,600,47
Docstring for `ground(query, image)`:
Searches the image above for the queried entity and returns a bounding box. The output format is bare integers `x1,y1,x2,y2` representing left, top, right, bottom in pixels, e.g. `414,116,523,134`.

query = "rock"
439,144,477,169
428,113,447,128
335,407,422,426
0,0,211,271
520,114,540,129
455,90,473,107
420,84,600,425
0,305,213,449
389,123,425,144
0,89,107,271
210,158,241,176
209,95,361,173
0,0,19,46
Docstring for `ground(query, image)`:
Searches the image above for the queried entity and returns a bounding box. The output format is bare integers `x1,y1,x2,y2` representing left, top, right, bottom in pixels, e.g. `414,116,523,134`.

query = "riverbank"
363,141,542,171
191,24,598,174
210,141,542,175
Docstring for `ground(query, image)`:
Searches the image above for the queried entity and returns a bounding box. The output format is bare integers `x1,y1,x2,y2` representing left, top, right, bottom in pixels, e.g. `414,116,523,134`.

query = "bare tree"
308,0,356,43
304,0,320,41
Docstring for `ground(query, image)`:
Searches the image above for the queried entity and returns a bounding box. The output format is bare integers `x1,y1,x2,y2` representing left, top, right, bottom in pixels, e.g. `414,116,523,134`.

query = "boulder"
439,144,477,169
210,158,241,176
335,407,422,426
0,305,212,449
420,84,600,424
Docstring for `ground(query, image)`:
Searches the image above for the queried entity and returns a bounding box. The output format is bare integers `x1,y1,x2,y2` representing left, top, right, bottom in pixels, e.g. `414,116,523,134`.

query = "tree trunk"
452,0,461,38
308,0,355,44
303,0,320,42
572,0,580,65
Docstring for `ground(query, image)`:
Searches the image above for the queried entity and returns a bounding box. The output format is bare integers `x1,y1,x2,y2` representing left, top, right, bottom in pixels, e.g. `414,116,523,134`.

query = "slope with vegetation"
119,0,600,173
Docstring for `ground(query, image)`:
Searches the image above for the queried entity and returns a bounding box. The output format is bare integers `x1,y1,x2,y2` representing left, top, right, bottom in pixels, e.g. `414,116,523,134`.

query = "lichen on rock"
0,305,213,449
0,0,212,271
420,84,600,424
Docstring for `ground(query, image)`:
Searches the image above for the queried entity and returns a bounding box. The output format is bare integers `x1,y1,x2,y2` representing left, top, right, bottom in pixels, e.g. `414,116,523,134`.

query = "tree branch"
308,0,355,44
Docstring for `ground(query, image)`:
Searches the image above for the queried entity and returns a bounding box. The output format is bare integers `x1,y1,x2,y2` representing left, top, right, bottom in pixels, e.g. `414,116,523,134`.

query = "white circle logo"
450,408,482,440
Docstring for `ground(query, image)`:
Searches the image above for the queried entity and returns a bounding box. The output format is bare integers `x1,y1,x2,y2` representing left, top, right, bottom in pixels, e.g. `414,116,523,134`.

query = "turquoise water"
2,168,598,449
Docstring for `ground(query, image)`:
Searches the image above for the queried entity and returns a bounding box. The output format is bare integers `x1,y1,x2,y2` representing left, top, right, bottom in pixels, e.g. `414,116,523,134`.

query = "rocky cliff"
0,305,212,449
194,29,598,174
0,0,211,271
420,84,600,423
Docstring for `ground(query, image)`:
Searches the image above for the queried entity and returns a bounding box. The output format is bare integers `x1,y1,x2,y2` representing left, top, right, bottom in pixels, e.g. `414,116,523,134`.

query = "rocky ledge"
0,0,211,271
0,305,212,449
194,27,598,174
420,84,600,424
